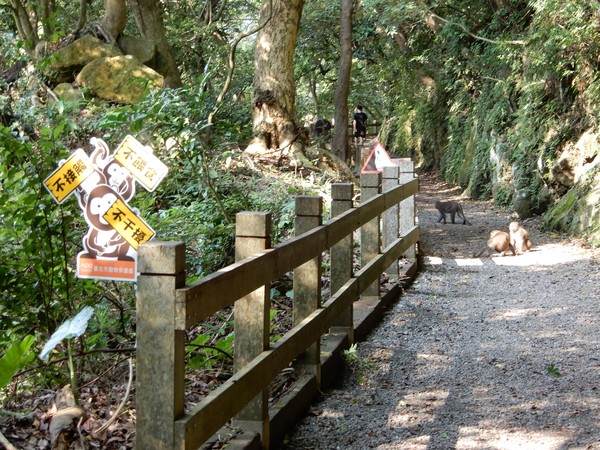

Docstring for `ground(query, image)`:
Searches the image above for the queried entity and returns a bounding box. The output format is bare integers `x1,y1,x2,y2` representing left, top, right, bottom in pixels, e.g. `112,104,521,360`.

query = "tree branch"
208,0,273,124
92,358,133,436
431,12,525,46
188,344,233,360
15,347,135,377
0,429,18,450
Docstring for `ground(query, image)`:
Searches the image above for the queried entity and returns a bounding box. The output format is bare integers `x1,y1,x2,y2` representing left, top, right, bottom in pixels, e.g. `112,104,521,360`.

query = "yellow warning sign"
114,135,168,192
103,198,155,250
43,149,95,203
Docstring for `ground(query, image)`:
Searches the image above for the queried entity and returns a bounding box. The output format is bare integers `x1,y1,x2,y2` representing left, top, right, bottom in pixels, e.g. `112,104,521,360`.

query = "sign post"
44,136,167,282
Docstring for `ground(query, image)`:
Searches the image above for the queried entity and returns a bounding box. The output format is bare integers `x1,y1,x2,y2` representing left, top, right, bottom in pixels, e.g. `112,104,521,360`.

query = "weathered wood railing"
136,161,419,449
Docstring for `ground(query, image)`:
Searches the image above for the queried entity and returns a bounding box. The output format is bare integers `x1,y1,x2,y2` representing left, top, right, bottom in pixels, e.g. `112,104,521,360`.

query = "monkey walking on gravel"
435,200,472,225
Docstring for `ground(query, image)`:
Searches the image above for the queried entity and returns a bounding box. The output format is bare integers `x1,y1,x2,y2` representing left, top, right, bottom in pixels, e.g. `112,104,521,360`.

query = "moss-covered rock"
76,55,163,104
513,188,532,218
544,168,600,246
45,35,121,84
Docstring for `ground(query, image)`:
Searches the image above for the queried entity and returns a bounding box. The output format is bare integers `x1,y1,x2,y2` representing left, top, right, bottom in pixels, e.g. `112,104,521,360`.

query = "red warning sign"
360,141,396,173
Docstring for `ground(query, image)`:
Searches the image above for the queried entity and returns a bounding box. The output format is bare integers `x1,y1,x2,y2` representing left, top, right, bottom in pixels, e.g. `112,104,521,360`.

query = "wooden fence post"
330,183,354,341
360,172,382,299
136,241,186,450
293,196,322,382
398,158,417,260
233,211,272,445
383,165,400,278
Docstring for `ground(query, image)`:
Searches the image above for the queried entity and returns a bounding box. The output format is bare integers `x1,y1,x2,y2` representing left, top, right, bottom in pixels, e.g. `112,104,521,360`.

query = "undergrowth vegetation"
0,79,325,404
375,0,599,221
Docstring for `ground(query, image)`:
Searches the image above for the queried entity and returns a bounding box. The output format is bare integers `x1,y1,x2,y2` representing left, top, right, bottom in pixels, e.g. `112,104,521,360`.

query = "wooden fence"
135,160,419,449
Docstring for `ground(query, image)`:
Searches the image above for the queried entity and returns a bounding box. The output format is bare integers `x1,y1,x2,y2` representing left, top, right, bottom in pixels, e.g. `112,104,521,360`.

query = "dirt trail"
282,174,600,450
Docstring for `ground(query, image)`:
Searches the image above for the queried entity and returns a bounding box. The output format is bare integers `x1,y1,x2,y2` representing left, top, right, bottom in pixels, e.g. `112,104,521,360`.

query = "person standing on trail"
353,105,368,147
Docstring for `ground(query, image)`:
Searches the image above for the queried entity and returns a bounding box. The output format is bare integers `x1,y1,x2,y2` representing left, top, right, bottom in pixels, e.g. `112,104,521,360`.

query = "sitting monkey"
476,230,516,257
509,221,532,254
435,200,472,225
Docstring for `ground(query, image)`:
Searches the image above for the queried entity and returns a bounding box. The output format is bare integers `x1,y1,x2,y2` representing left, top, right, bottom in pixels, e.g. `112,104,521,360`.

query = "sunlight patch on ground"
490,307,542,319
486,307,564,322
319,409,345,419
424,243,590,268
375,435,430,449
416,353,452,363
455,258,484,266
387,389,449,429
490,243,589,266
425,256,444,265
456,426,569,449
371,348,395,361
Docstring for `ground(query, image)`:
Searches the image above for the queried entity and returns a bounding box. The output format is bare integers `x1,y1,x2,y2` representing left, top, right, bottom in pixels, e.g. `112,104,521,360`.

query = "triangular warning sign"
360,141,396,173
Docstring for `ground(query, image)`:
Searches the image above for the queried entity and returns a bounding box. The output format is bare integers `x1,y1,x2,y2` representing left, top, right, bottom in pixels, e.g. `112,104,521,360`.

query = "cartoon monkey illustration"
79,185,134,261
75,138,136,261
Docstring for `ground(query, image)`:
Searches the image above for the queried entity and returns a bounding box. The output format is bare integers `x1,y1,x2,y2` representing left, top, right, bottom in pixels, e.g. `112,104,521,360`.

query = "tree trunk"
129,0,183,87
100,0,127,41
332,0,352,163
75,0,89,33
10,0,39,54
40,0,52,37
246,0,305,160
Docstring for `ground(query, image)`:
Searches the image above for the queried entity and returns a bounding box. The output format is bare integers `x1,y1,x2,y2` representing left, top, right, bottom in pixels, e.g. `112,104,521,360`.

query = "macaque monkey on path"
435,200,472,225
476,230,516,257
509,221,533,254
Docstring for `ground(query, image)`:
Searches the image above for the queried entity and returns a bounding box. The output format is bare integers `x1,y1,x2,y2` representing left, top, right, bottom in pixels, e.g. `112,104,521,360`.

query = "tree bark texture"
10,0,39,52
129,0,183,87
332,0,353,163
100,0,127,41
250,0,305,154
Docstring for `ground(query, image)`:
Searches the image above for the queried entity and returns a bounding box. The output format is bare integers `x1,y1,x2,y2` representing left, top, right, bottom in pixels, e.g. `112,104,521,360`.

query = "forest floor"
281,172,600,449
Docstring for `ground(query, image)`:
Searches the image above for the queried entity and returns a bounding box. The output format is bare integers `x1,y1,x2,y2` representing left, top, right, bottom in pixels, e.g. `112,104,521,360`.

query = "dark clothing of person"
353,111,367,138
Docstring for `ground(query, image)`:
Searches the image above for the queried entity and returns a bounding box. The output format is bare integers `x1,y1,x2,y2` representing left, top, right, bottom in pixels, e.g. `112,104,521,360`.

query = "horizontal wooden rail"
136,161,420,450
175,225,420,449
176,178,418,330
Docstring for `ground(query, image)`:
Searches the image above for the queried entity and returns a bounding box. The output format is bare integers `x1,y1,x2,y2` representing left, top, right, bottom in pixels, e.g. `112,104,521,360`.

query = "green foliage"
187,332,234,371
296,0,341,117
269,308,282,343
342,343,373,384
39,306,94,361
493,183,514,207
361,0,600,219
0,125,96,337
0,98,136,393
342,343,359,365
0,336,35,392
97,83,310,276
546,364,561,377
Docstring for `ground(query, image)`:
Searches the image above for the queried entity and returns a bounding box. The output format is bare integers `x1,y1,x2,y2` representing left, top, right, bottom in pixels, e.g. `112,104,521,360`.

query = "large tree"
128,0,182,87
245,0,305,162
332,0,353,163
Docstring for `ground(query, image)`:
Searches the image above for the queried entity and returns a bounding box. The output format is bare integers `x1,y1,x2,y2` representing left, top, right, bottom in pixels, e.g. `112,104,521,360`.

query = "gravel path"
281,174,600,450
